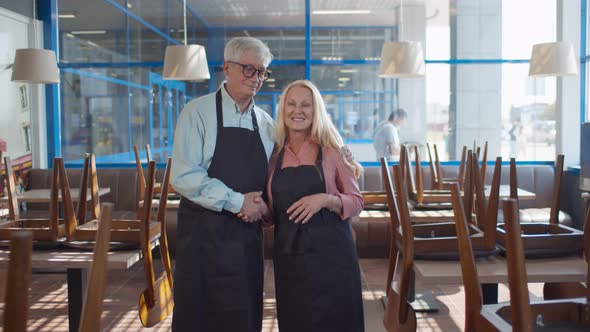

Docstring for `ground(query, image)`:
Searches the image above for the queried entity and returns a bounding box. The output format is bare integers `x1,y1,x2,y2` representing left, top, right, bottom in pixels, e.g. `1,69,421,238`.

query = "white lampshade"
11,48,60,84
162,45,210,81
529,41,578,77
378,41,425,78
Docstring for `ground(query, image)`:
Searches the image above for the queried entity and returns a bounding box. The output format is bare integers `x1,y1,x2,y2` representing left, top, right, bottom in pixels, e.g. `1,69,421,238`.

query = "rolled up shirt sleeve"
170,97,244,214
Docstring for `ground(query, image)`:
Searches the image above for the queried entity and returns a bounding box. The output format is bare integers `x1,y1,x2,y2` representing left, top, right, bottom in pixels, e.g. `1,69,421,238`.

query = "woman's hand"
287,193,340,224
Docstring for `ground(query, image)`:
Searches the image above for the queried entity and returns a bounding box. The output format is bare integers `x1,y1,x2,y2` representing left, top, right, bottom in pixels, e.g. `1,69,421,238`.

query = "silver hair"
224,37,274,67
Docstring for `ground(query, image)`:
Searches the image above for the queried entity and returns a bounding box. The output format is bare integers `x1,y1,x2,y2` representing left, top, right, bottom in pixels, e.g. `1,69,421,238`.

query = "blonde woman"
266,80,364,331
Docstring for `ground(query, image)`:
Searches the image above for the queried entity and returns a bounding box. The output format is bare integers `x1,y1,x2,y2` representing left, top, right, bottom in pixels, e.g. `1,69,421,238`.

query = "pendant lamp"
162,0,210,81
11,0,59,84
529,41,578,77
378,0,425,78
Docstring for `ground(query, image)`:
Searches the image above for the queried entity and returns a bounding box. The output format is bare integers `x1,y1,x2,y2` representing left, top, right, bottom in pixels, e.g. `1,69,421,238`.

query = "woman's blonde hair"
275,80,362,178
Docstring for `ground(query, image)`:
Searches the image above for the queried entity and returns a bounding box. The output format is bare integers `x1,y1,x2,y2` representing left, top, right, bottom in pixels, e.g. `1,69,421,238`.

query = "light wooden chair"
78,202,114,332
2,230,32,332
0,157,66,242
134,144,175,197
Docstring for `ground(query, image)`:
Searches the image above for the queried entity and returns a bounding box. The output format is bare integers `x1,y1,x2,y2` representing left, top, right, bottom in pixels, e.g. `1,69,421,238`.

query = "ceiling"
58,0,448,30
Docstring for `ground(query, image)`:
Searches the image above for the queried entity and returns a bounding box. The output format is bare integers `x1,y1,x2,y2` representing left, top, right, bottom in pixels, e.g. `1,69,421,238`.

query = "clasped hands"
237,191,269,223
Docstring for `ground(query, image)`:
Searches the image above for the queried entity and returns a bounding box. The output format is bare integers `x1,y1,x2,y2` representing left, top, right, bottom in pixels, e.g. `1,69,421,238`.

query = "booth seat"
22,164,570,259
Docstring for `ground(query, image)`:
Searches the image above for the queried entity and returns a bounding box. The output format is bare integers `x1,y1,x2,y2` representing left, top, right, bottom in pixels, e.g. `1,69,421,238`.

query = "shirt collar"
219,83,256,115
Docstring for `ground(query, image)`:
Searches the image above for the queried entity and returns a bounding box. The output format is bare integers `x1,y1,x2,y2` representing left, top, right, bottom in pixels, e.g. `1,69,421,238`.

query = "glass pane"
502,0,555,59
59,1,126,63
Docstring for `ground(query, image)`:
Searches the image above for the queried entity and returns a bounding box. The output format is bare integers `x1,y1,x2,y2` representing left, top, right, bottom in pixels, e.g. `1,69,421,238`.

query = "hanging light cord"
183,0,187,46
399,0,404,41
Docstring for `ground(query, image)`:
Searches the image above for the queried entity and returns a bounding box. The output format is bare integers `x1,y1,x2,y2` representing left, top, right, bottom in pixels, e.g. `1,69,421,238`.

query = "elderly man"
170,37,274,332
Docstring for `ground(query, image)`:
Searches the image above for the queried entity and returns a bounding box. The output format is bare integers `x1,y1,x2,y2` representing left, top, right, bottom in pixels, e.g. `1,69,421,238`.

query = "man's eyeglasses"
228,61,271,81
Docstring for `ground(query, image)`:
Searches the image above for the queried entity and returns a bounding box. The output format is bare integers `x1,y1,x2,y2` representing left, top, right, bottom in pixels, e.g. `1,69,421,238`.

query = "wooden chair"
3,230,32,332
139,158,175,327
388,152,501,259
476,199,590,331
0,157,66,242
543,198,590,300
400,145,453,209
78,202,114,332
134,144,175,197
450,183,500,332
432,144,467,190
382,163,417,332
62,158,159,244
496,155,583,257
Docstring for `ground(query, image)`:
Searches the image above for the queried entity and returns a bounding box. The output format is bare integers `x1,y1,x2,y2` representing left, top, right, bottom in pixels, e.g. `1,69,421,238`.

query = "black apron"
271,148,364,332
172,90,268,332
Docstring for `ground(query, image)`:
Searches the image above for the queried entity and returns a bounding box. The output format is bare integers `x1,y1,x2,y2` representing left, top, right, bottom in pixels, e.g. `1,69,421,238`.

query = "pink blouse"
266,141,363,222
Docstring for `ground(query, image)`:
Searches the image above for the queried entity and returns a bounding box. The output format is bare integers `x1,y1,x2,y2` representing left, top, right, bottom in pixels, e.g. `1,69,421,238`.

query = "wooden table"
413,254,587,303
0,247,145,332
0,188,111,203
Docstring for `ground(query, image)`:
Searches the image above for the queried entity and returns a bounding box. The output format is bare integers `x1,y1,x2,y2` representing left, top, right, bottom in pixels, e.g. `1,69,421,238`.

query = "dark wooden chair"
497,155,584,257
400,145,453,210
386,152,501,259
381,163,417,332
2,230,32,332
432,144,467,190
78,202,114,332
63,157,163,246
476,199,590,331
0,157,66,242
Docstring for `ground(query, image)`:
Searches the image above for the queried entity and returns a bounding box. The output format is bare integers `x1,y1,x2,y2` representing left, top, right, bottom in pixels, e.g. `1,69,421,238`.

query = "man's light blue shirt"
170,84,275,214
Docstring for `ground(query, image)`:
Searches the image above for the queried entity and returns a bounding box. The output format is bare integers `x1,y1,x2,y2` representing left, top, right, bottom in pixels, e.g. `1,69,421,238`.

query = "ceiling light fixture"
378,0,425,78
162,0,210,81
70,30,107,35
312,10,371,15
11,0,59,84
529,41,578,77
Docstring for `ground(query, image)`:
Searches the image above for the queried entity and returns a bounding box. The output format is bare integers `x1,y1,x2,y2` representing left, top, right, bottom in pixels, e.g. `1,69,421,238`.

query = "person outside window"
373,108,408,161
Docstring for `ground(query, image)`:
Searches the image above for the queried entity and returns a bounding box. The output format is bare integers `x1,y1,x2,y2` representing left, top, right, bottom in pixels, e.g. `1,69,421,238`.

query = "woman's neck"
286,132,310,154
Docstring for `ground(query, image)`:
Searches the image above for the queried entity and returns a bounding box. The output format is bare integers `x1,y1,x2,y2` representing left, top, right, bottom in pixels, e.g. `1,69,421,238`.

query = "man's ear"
222,61,229,75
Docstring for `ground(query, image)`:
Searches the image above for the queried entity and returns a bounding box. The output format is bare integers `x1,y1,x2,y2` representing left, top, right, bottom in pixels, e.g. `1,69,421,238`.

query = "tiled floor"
0,258,545,331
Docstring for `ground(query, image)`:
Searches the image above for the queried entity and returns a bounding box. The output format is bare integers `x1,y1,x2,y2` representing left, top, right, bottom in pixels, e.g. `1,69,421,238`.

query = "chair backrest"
157,158,174,286
3,230,32,332
549,154,564,225
381,157,401,298
145,144,153,163
399,145,415,197
426,143,438,190
4,156,22,221
502,198,534,332
413,145,424,199
391,164,415,323
133,145,147,204
140,161,157,305
480,142,488,184
78,203,113,332
76,154,101,225
433,143,444,190
451,183,484,331
509,158,518,201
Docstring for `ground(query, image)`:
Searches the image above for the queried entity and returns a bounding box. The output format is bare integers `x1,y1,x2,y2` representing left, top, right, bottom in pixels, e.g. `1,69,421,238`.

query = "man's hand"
237,191,265,222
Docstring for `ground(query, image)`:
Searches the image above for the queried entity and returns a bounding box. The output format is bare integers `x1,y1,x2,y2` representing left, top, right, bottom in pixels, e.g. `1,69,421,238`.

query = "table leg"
382,270,439,312
67,268,87,332
481,283,498,304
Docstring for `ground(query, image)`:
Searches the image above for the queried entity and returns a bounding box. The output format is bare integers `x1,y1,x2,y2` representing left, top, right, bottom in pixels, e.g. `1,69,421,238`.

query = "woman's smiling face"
284,85,313,135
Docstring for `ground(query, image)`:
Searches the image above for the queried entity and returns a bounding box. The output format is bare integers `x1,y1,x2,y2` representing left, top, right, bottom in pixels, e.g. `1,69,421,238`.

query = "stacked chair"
454,197,590,331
